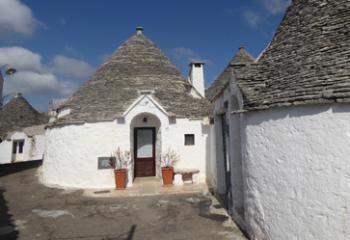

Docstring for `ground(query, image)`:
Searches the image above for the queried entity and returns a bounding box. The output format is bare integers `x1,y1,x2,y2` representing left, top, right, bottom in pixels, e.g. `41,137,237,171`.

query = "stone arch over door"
130,113,162,180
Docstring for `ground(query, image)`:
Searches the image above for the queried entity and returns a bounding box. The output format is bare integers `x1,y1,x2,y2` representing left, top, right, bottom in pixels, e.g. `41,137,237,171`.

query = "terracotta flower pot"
114,169,127,189
162,167,174,186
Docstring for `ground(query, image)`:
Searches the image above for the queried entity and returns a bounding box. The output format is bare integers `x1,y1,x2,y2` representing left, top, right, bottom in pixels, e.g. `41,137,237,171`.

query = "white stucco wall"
0,139,12,164
209,83,247,233
206,124,217,189
243,104,350,240
42,95,209,189
0,132,46,164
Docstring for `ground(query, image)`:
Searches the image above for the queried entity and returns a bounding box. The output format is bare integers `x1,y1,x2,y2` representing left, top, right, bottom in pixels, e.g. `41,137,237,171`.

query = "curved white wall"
42,95,208,189
243,104,350,240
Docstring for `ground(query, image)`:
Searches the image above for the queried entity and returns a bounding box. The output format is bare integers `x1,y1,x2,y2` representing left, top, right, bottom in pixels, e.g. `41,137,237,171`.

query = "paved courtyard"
0,161,246,240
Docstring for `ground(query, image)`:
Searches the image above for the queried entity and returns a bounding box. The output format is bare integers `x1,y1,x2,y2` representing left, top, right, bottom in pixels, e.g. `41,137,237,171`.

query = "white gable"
122,94,168,118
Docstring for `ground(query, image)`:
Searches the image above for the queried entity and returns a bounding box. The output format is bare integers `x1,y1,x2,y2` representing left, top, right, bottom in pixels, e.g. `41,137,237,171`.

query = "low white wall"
43,95,209,189
206,124,217,189
243,104,350,240
43,121,126,189
0,132,46,164
163,118,208,182
0,139,12,164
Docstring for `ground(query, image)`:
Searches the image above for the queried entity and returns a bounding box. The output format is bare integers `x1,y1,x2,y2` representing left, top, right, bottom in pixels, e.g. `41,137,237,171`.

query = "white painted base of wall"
43,116,208,189
243,104,350,240
0,132,45,164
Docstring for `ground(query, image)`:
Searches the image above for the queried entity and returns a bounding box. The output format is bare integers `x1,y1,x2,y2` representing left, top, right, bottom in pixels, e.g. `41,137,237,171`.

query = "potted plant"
160,149,179,186
110,148,130,190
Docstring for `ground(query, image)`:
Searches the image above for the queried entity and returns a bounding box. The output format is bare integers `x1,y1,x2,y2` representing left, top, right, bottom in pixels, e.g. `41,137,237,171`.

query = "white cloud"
172,47,198,61
241,0,290,28
261,0,291,15
0,47,42,71
243,10,261,28
172,47,211,64
51,55,95,78
5,71,77,96
0,47,91,98
0,0,38,37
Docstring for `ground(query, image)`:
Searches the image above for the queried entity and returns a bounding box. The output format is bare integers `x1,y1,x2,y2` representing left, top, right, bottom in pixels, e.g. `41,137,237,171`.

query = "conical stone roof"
55,30,209,125
206,47,254,101
0,94,48,138
235,0,350,111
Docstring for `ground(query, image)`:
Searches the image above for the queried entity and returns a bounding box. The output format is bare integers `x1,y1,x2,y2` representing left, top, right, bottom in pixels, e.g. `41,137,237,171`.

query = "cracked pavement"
0,161,246,240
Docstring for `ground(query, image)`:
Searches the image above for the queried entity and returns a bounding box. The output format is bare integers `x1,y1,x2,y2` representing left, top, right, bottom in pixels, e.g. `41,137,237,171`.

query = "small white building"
0,94,48,164
207,1,350,240
42,27,210,189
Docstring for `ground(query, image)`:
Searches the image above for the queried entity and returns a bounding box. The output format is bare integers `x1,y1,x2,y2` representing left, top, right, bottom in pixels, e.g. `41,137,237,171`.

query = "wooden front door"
134,127,156,177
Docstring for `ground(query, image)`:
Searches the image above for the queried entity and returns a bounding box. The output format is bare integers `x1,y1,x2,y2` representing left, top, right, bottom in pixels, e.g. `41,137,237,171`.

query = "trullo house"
0,94,48,164
43,27,210,188
206,0,350,239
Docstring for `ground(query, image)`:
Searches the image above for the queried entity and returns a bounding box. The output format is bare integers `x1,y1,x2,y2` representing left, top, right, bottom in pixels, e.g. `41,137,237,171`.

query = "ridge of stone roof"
0,94,49,137
206,47,255,101
229,47,255,66
54,29,209,126
236,0,350,111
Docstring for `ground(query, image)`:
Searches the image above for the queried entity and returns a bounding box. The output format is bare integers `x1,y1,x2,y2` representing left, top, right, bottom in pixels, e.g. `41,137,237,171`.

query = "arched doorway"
130,113,161,179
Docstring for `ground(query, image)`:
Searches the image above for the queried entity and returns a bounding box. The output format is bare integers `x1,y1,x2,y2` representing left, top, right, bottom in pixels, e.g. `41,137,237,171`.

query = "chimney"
188,61,205,98
136,26,144,35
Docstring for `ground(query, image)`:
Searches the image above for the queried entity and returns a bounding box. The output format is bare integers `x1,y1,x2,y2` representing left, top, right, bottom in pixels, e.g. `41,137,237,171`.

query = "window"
12,140,25,154
194,63,202,68
18,141,24,153
209,117,214,124
184,134,195,146
12,141,17,154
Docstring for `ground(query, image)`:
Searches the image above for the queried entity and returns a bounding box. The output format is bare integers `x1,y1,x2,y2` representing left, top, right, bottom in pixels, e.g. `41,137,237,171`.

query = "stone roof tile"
236,0,350,111
54,30,209,126
0,95,49,137
206,47,254,101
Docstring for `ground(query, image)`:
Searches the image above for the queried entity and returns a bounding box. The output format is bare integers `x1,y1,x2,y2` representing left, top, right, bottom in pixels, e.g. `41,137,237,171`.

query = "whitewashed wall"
210,82,246,227
0,132,46,164
206,124,217,189
42,95,208,189
0,139,12,164
243,104,350,240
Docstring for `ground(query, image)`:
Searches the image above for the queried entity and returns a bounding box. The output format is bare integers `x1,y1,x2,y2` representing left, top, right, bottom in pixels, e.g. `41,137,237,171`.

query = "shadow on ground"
0,160,246,240
0,160,42,240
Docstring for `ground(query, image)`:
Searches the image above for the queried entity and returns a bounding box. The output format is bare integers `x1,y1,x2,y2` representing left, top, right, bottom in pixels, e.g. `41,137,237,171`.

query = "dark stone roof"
54,31,209,126
0,95,49,138
235,0,350,111
206,47,254,101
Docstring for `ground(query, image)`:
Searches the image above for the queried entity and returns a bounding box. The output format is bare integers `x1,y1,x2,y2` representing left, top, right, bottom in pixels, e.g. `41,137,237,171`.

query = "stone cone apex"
230,47,255,66
52,28,210,126
0,94,48,137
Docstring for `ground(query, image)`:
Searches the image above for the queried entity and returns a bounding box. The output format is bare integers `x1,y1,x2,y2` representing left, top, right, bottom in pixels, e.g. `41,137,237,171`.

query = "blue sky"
0,0,290,111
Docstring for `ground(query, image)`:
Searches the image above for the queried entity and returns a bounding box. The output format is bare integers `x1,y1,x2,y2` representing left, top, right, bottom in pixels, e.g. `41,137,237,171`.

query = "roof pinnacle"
136,26,144,35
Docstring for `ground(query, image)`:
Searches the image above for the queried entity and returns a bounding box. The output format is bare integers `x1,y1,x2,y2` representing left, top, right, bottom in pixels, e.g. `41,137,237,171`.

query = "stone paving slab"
0,163,247,240
84,177,209,198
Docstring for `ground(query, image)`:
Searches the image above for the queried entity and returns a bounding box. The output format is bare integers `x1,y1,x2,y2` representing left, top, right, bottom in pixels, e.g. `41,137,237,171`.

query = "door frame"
133,127,156,177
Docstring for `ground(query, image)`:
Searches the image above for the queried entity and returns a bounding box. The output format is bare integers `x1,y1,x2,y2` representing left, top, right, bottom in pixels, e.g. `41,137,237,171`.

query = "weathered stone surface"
206,47,254,102
208,0,350,112
54,32,210,126
0,95,48,138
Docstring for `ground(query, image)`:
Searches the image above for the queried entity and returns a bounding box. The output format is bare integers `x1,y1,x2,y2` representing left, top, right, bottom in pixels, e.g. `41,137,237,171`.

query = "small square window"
184,134,195,146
